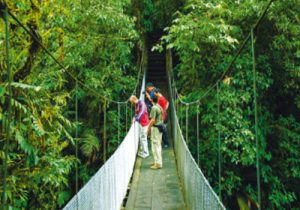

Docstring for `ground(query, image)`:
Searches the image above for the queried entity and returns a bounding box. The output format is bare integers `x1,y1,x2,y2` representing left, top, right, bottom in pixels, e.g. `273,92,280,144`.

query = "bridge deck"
125,146,186,210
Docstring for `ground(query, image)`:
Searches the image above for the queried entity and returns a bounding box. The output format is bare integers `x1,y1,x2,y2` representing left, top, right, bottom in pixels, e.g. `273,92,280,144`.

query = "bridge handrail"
62,74,146,210
167,71,226,210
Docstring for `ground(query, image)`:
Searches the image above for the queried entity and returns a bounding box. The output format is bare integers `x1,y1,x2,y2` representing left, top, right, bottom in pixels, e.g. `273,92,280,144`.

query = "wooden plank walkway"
125,146,186,210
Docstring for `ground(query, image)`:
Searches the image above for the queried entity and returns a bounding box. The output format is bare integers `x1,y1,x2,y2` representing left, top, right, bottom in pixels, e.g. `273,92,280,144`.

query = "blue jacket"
145,88,156,112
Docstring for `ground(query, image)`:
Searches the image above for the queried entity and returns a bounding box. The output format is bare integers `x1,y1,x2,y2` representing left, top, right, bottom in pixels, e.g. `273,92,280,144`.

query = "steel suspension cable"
171,0,275,106
196,103,200,166
6,7,144,104
185,104,189,144
217,82,222,201
117,102,121,142
125,103,128,131
75,80,79,210
103,100,107,162
251,29,261,210
168,2,273,207
130,104,133,120
180,104,183,129
1,3,146,210
75,80,79,194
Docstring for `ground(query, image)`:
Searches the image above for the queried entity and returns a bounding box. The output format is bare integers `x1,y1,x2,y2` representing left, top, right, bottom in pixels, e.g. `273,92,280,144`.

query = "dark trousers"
162,123,169,146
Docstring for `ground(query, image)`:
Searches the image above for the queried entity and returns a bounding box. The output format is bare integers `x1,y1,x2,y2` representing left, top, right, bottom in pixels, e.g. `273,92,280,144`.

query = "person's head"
152,95,158,104
154,88,162,97
146,82,154,93
129,95,138,105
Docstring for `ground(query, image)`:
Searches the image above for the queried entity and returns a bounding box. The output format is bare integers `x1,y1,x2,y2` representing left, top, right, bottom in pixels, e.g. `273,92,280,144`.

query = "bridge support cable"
75,80,79,195
118,102,121,143
63,74,146,210
180,104,183,130
4,4,146,106
167,1,274,207
251,29,261,210
125,103,128,132
130,104,133,123
173,88,179,142
186,104,189,145
103,100,108,162
169,0,275,107
2,3,147,209
196,103,200,167
217,82,222,201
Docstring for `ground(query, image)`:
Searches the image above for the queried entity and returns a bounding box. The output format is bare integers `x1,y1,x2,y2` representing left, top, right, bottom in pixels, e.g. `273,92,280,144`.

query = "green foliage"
157,0,239,91
164,0,300,209
0,0,140,208
80,129,100,160
131,0,183,33
0,0,299,209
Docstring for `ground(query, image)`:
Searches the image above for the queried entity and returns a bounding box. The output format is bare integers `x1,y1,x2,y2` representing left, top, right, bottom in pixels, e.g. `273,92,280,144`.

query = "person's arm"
165,101,169,110
145,92,153,105
147,118,155,136
147,107,156,136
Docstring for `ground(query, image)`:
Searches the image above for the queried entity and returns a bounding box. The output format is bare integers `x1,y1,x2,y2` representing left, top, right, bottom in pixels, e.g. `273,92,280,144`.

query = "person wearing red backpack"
154,89,170,148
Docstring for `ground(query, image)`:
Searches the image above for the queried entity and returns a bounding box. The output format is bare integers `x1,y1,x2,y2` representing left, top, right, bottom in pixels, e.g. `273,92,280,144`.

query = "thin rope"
6,8,144,104
217,82,221,201
117,102,121,143
75,80,79,210
185,104,189,145
75,80,79,194
130,104,133,120
180,104,183,129
251,29,261,210
103,100,107,162
125,103,128,131
196,103,200,166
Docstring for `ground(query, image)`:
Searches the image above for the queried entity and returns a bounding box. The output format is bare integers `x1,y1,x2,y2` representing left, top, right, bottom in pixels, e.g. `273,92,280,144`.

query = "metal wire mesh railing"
63,75,146,210
167,71,226,210
167,1,274,209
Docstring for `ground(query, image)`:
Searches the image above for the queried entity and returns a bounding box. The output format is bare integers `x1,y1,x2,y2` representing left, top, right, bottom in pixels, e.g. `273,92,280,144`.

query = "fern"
11,82,42,92
15,129,35,155
80,129,100,158
11,98,29,114
31,115,45,137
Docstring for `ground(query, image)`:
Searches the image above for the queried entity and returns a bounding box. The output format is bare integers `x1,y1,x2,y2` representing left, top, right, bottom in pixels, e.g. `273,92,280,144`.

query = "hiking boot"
150,164,162,169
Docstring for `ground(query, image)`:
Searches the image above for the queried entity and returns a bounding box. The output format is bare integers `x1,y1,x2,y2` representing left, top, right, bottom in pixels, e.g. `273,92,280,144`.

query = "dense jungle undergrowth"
0,0,299,209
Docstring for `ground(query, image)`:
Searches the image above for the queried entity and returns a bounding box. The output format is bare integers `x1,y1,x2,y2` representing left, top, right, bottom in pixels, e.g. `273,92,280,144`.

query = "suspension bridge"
61,48,225,209
1,1,275,209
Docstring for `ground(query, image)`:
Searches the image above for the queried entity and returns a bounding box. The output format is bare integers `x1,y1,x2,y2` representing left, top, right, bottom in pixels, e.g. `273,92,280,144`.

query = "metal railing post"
196,103,200,166
251,29,261,210
103,100,107,162
75,80,79,194
180,104,183,129
125,103,128,131
217,82,221,200
186,104,189,144
117,102,120,142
